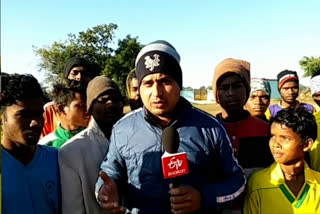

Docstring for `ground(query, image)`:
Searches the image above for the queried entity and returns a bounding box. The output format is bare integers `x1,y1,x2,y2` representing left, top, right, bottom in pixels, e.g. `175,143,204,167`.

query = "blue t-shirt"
2,145,61,214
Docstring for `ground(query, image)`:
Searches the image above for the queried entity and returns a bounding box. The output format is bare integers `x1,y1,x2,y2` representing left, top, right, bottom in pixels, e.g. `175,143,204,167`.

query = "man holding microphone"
95,40,245,214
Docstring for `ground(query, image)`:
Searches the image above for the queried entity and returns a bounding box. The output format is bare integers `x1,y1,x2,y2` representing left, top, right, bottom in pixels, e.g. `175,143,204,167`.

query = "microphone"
161,127,189,188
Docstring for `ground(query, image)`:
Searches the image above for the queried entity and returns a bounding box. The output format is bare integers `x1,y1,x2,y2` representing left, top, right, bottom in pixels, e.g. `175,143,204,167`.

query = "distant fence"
181,79,281,104
181,89,215,104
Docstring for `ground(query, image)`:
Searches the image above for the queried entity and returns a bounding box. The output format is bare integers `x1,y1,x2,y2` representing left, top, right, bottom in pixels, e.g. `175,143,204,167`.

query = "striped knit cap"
277,70,299,90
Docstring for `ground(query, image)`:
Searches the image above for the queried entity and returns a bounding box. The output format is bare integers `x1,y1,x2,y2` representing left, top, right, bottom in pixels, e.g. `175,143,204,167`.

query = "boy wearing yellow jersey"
310,70,320,172
244,108,320,214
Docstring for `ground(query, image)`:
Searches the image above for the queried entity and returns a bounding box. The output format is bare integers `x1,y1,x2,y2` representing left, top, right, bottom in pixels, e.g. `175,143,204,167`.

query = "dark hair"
127,69,137,83
271,108,317,142
51,81,86,107
63,57,100,79
1,73,43,109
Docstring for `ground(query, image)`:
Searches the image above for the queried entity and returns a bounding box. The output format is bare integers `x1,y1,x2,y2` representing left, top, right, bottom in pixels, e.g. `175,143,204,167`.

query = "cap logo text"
144,54,160,71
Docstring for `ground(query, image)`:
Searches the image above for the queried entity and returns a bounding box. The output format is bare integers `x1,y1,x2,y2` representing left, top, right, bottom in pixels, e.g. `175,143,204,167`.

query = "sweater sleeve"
59,150,86,214
201,125,246,210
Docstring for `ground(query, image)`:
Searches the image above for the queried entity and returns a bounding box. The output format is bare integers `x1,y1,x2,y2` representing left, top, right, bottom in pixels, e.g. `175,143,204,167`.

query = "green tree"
34,23,118,82
183,86,193,91
299,56,320,77
103,35,143,98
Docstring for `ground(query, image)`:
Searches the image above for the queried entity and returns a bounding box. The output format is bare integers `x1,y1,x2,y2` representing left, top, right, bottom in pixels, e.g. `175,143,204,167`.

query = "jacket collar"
143,97,191,129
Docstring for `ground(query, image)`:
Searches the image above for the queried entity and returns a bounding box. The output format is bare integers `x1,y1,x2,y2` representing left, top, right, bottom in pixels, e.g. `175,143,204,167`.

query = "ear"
56,104,67,115
303,138,314,152
1,108,7,125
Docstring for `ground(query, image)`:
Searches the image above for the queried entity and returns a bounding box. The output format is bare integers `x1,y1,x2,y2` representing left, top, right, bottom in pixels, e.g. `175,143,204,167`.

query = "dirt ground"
194,97,318,116
124,91,318,116
124,97,317,116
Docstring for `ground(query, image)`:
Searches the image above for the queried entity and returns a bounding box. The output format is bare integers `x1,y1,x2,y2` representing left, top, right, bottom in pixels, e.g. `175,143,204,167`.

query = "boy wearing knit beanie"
64,57,93,84
59,76,124,214
96,41,246,214
212,58,272,178
266,70,315,120
245,78,271,121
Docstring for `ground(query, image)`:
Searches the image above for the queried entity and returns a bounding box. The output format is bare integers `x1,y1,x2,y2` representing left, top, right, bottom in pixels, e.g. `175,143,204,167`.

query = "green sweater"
45,124,86,149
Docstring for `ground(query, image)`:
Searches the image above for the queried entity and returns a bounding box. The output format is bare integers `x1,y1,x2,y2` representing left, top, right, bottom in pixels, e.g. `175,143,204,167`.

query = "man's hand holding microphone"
162,127,202,214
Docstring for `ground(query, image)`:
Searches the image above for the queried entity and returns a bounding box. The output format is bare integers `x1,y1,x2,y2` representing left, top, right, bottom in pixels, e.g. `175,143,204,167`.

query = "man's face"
279,81,299,104
269,122,305,165
128,78,143,110
217,74,247,113
2,98,44,146
140,73,180,119
67,66,91,84
63,92,90,128
312,92,320,107
245,90,270,117
129,78,140,101
91,90,123,125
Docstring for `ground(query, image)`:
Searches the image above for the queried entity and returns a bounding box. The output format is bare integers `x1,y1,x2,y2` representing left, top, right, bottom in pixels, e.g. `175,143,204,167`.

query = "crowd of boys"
1,40,320,214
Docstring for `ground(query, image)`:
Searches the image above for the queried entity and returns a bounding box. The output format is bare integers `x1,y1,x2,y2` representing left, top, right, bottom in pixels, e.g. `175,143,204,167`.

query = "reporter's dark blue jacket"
96,98,246,214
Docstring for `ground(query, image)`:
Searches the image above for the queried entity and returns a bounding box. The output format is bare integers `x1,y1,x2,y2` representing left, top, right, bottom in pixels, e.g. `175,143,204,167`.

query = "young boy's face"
269,122,305,165
2,98,44,146
279,81,299,104
91,90,123,125
217,74,247,113
245,90,270,117
64,92,90,128
129,78,140,101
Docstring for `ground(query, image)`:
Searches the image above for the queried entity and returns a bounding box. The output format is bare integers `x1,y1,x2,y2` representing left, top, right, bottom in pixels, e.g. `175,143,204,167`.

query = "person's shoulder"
305,166,320,185
114,107,144,128
300,102,314,107
38,133,57,145
38,144,57,152
59,128,92,154
187,105,223,127
43,101,55,111
247,165,274,191
37,145,58,159
269,103,277,108
269,103,282,109
248,116,269,127
300,102,315,110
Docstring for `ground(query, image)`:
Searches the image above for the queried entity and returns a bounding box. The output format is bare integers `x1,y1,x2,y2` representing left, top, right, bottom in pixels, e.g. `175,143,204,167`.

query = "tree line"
33,23,320,98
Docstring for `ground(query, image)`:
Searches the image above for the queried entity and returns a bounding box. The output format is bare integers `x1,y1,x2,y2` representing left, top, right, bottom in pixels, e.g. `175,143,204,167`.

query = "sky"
1,0,320,88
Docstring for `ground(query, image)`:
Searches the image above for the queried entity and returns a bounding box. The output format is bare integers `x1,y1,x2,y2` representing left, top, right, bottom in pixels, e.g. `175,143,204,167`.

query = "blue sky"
1,0,320,87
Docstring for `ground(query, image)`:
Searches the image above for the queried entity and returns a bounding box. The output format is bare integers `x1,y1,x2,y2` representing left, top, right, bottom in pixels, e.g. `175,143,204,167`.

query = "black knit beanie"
277,70,299,90
64,57,91,79
135,40,182,89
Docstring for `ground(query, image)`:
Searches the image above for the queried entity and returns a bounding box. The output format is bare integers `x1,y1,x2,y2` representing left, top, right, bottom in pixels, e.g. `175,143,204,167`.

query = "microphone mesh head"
162,127,180,153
